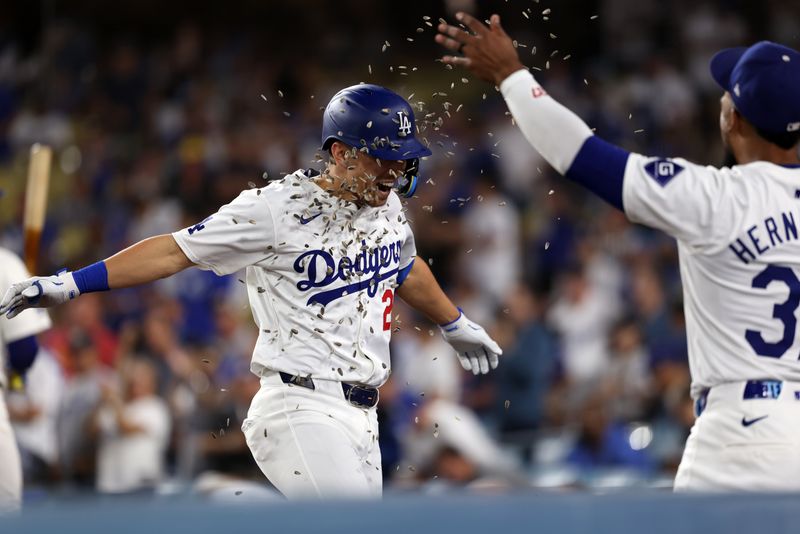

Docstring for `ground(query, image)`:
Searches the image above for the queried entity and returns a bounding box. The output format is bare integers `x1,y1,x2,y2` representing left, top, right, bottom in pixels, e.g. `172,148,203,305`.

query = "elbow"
166,236,194,275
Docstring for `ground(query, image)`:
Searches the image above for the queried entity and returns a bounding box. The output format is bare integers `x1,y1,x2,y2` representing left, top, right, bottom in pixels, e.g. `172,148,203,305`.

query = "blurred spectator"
56,330,113,487
599,318,651,422
565,390,654,475
92,358,171,494
493,285,557,456
548,263,621,386
460,175,521,306
46,294,119,374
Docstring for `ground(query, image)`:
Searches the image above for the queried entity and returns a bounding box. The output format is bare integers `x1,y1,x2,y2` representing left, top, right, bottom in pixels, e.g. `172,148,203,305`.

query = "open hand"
440,311,503,375
435,12,525,86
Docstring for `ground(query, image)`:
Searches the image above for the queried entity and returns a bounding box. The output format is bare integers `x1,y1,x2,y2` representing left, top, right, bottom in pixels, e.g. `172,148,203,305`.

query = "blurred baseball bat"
9,144,52,391
23,143,52,275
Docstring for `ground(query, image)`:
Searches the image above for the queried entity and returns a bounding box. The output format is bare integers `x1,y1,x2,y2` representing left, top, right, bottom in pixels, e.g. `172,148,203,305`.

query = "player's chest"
272,217,404,306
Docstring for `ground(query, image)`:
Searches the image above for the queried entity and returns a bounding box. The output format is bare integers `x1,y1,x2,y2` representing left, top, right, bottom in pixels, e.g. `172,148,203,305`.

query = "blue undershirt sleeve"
564,136,629,211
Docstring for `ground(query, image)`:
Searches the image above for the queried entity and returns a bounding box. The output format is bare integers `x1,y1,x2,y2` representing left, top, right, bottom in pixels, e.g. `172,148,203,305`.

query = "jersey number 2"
382,289,394,331
746,265,800,358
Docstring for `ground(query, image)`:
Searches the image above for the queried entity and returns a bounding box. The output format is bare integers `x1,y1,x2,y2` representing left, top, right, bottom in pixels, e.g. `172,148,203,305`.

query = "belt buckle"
343,383,378,408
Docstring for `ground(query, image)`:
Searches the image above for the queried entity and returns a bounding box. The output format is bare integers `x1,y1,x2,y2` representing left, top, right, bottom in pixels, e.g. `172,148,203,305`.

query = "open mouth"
376,182,393,193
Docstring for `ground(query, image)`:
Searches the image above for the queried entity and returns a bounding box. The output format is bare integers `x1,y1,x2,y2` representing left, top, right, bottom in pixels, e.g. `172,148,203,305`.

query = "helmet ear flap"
394,158,420,198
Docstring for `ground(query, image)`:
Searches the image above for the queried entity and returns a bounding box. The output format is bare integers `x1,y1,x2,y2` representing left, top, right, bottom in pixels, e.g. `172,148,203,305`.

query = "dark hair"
734,108,800,150
754,125,800,150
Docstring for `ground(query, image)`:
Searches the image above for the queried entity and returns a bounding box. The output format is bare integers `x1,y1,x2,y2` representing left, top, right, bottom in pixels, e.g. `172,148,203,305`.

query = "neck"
734,139,800,166
315,167,362,206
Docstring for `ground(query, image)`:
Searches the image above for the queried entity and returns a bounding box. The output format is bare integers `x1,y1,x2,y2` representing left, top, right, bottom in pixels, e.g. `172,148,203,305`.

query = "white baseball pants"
242,372,382,499
675,381,800,491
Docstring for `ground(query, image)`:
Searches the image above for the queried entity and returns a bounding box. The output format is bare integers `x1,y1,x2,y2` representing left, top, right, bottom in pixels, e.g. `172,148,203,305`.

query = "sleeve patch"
644,159,685,186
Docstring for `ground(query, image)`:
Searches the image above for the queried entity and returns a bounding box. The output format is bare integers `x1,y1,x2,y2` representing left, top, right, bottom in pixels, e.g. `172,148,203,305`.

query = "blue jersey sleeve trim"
7,335,39,374
73,261,110,294
564,136,629,211
396,258,415,287
439,307,464,328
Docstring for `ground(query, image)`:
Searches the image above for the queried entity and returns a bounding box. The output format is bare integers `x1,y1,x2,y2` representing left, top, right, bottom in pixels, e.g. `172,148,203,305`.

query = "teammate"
0,84,502,499
436,13,800,491
0,247,51,512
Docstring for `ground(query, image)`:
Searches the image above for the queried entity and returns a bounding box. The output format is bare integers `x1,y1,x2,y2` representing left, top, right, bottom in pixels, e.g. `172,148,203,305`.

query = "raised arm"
0,234,193,318
397,257,502,375
436,13,630,210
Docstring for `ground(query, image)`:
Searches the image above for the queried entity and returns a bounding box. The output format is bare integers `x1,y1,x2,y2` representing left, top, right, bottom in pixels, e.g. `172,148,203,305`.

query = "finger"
6,303,25,319
0,284,24,311
0,290,24,312
456,12,489,36
486,338,503,356
488,349,500,370
2,295,23,315
0,289,12,312
489,14,506,36
468,353,480,375
436,24,474,48
22,283,43,305
435,34,465,53
457,354,472,371
438,23,473,42
442,56,472,68
22,285,40,299
478,351,490,374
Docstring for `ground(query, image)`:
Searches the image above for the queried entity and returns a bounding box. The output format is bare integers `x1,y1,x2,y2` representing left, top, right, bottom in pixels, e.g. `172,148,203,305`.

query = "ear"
330,141,358,166
329,141,347,165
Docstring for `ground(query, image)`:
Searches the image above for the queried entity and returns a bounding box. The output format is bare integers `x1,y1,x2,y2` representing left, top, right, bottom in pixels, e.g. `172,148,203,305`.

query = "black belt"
278,372,379,409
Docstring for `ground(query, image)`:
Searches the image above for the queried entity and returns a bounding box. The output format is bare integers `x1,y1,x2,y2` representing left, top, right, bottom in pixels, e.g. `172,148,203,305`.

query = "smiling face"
326,142,406,207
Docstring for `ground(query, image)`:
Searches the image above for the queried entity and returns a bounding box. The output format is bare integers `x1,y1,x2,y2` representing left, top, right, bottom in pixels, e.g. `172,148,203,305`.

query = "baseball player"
0,84,502,499
436,13,800,491
0,247,51,512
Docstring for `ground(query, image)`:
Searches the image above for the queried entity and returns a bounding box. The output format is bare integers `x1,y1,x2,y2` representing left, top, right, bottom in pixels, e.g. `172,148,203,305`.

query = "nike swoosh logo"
741,415,769,427
299,213,322,225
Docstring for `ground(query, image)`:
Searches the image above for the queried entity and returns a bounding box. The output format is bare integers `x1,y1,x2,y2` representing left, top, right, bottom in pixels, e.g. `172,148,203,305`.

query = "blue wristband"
72,261,110,294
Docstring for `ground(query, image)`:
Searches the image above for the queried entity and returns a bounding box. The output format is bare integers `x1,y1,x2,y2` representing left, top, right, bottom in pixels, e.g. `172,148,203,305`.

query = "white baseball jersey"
623,156,800,398
172,169,416,387
0,247,52,387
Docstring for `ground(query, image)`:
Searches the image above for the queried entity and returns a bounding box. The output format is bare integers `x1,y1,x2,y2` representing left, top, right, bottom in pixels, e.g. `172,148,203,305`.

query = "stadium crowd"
1,0,798,497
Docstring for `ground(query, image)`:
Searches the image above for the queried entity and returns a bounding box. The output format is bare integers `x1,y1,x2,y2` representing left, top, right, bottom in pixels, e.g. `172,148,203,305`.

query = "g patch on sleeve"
643,158,684,187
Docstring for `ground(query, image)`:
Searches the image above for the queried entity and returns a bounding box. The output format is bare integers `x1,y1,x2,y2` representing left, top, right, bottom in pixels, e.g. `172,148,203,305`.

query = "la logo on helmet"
397,112,412,137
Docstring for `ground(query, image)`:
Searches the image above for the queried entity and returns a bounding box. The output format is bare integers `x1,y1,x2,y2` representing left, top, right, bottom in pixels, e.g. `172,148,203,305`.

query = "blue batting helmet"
321,84,432,197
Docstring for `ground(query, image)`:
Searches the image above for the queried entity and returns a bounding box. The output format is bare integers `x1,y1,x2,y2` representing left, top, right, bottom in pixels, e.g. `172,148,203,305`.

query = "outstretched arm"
397,258,502,374
105,234,194,288
0,234,194,318
436,13,630,210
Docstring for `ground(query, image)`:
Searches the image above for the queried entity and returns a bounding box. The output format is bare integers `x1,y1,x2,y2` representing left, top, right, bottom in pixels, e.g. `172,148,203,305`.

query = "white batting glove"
440,310,502,375
0,271,80,319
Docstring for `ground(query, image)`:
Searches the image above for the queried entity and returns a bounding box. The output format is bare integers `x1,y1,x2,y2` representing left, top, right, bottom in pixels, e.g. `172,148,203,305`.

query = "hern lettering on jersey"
293,240,402,306
729,210,799,264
